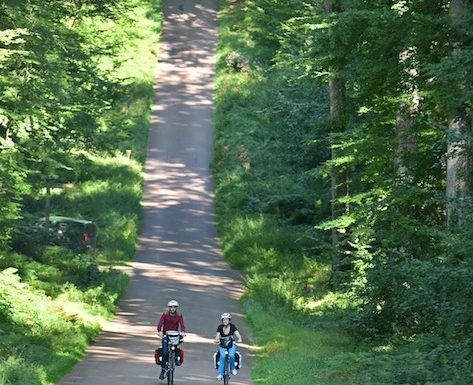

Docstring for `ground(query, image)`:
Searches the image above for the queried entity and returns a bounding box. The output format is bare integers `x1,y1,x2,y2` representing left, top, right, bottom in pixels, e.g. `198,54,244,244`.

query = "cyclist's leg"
159,339,168,379
162,339,169,366
228,345,237,370
218,347,226,376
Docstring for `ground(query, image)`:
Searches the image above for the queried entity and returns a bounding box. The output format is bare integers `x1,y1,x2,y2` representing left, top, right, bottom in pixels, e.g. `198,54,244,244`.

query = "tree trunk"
447,108,471,228
395,106,416,181
329,77,347,262
325,0,347,273
446,0,472,229
45,182,51,229
325,0,344,12
395,48,419,182
450,0,470,21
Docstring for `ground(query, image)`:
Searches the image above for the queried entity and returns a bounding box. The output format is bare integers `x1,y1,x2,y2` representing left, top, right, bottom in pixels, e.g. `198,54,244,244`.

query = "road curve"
57,1,253,385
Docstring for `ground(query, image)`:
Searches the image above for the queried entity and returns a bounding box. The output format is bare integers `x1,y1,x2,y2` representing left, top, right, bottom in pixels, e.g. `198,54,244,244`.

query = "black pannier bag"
154,348,184,366
213,350,242,370
175,348,184,366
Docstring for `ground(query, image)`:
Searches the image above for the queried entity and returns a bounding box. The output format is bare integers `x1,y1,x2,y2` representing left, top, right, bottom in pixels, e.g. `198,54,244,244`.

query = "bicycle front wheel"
167,351,175,385
224,356,230,385
167,369,174,385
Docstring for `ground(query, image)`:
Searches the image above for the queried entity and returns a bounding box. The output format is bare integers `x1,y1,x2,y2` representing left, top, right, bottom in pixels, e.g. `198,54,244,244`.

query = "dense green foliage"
214,0,473,384
0,1,162,384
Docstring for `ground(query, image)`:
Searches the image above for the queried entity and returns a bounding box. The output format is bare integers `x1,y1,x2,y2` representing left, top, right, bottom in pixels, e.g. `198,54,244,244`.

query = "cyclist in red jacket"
157,300,186,379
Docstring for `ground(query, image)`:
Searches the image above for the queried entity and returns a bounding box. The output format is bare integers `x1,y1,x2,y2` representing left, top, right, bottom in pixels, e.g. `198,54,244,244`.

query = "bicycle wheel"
167,351,175,385
167,369,174,385
223,356,230,385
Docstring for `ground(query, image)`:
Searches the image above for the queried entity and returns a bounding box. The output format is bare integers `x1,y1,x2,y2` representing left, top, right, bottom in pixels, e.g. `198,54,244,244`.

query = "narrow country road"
58,1,253,385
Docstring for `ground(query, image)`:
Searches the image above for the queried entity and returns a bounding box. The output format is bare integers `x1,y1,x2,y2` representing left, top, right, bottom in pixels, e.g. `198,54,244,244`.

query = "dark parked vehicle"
37,216,97,251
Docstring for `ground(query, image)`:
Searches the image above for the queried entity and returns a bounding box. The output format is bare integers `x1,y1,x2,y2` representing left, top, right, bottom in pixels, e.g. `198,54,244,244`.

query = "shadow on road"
58,1,254,384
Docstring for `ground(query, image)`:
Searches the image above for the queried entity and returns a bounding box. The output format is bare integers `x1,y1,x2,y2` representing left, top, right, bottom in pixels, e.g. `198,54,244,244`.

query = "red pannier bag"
176,348,185,366
154,348,163,365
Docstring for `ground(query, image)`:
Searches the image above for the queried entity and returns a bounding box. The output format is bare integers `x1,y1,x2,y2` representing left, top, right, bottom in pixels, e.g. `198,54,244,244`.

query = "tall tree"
446,0,472,229
325,0,347,274
396,47,419,182
0,0,124,244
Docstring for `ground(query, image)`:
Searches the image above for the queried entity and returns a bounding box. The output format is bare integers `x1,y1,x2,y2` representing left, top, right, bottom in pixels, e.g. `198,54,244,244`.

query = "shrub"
0,356,44,385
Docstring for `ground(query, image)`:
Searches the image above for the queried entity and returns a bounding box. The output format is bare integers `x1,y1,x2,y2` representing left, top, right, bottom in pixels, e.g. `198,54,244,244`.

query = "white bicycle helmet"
220,312,231,320
167,300,179,307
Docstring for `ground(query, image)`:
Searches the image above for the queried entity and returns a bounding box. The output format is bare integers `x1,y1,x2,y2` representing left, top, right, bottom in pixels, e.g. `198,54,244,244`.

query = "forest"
0,0,472,384
213,0,473,384
0,0,161,383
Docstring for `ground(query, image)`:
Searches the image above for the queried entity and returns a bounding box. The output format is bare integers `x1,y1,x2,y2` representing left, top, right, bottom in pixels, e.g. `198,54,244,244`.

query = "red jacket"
157,312,186,333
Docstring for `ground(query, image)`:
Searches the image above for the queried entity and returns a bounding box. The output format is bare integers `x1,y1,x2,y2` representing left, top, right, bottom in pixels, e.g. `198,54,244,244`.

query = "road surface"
58,1,253,384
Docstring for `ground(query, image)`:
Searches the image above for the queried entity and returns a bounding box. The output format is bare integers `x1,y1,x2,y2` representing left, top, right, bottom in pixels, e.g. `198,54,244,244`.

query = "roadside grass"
0,1,162,384
244,292,473,385
59,154,144,263
0,164,137,383
214,1,473,385
0,262,104,385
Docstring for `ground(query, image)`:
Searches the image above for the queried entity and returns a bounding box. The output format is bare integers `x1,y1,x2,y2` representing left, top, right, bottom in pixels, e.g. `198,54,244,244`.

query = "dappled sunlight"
58,1,253,384
129,260,241,293
179,375,250,385
142,162,213,207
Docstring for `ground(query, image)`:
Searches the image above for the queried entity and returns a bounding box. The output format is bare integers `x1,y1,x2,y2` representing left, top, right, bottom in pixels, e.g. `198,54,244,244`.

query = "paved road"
58,1,253,384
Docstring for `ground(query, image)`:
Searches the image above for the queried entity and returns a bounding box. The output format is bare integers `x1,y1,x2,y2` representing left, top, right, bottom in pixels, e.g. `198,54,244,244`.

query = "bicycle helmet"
221,312,231,320
167,300,179,307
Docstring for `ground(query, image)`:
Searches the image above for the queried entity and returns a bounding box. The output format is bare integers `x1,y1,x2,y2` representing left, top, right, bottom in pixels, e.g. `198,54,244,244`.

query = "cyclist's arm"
234,330,243,343
215,332,221,343
179,315,186,335
157,313,166,336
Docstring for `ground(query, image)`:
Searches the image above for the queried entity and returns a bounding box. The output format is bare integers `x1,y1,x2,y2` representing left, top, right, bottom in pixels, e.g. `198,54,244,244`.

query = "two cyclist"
156,302,242,382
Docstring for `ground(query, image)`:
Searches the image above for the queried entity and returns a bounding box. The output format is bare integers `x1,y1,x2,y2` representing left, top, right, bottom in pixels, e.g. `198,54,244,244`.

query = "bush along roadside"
213,1,473,385
0,1,162,384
